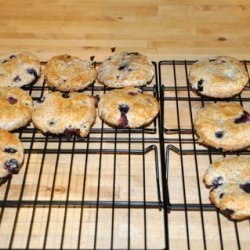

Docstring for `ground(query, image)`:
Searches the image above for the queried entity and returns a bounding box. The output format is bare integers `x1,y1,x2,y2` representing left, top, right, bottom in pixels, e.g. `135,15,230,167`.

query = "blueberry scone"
0,52,41,87
0,129,24,181
97,52,154,88
0,87,33,131
98,87,159,128
203,156,250,220
189,56,249,98
44,54,97,92
194,102,250,151
32,91,97,137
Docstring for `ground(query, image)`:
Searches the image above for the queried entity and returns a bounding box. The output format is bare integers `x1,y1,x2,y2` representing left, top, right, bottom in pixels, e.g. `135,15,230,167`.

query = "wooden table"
0,1,249,249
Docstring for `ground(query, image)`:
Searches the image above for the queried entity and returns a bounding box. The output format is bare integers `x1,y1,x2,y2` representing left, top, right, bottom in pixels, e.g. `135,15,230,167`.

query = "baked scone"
194,102,250,151
44,54,97,92
0,52,41,87
32,91,97,137
0,129,24,180
98,87,159,128
189,56,249,98
97,52,154,88
203,156,250,220
0,87,33,131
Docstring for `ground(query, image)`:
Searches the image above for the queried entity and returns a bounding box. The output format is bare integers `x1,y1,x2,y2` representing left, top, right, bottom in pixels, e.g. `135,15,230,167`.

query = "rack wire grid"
159,60,250,250
0,61,167,250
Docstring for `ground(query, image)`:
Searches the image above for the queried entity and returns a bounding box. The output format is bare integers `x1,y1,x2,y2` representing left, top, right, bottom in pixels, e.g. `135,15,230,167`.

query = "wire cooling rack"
0,59,250,249
159,60,250,250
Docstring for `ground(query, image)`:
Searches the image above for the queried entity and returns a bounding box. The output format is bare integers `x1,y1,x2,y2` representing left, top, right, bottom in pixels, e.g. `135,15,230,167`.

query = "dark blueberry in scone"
110,47,116,53
90,56,95,61
119,104,129,115
219,193,224,199
126,52,139,56
215,131,224,138
223,208,235,216
212,176,224,187
7,96,18,104
118,62,129,71
209,59,216,62
27,68,38,78
4,159,20,174
235,111,250,124
64,128,81,138
62,93,70,98
239,183,250,193
9,54,16,59
118,114,128,127
197,79,204,92
13,75,22,82
4,148,18,153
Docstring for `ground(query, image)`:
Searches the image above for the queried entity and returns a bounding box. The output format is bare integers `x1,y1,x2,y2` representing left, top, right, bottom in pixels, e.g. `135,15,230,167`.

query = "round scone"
44,54,97,92
0,129,24,180
203,156,250,220
194,102,250,151
97,52,154,88
32,91,97,137
98,87,159,128
0,52,41,87
188,56,248,98
0,87,33,131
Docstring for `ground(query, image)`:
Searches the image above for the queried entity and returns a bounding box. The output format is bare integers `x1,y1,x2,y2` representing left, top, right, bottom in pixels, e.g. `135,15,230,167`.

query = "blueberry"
197,79,204,92
118,114,128,127
7,96,18,104
64,128,80,138
9,55,16,59
223,208,235,216
4,148,17,154
4,159,20,174
118,62,129,71
62,93,70,98
49,120,55,126
110,47,116,53
90,56,95,61
65,54,71,59
27,68,38,78
126,52,139,56
119,104,129,115
1,59,8,63
212,176,224,187
209,59,216,62
219,193,224,199
116,75,120,79
234,111,250,124
215,131,224,138
239,183,250,193
128,91,138,96
13,75,21,82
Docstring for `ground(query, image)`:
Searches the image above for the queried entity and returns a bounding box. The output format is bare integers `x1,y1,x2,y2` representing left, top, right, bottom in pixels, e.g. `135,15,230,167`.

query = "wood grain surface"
0,0,250,61
0,1,250,249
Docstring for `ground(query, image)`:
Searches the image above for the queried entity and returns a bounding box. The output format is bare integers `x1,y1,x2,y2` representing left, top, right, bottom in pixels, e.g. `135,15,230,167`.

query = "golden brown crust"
0,87,33,131
97,52,154,88
194,102,250,151
32,91,96,137
44,54,97,92
189,56,248,98
98,87,159,128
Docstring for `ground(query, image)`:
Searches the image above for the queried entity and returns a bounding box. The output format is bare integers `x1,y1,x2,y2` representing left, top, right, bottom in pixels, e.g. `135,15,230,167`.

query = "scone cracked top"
203,156,250,220
194,102,250,151
32,91,97,137
97,52,154,88
189,56,249,98
0,87,33,131
0,52,41,88
98,87,159,128
0,129,24,180
44,54,97,92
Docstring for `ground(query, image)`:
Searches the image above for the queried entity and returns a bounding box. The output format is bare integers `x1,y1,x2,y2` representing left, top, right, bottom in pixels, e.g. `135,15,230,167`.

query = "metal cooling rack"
159,60,250,250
